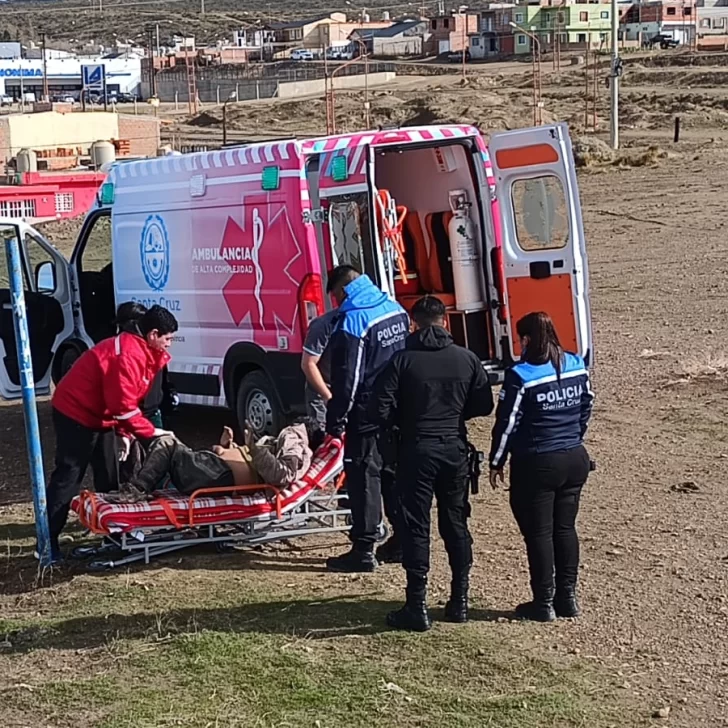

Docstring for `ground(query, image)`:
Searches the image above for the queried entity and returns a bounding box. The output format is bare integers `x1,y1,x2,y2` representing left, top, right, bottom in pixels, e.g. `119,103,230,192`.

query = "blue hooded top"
326,275,409,436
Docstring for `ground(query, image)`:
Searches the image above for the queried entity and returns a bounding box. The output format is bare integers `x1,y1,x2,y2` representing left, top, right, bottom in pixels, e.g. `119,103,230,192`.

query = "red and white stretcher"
69,436,350,570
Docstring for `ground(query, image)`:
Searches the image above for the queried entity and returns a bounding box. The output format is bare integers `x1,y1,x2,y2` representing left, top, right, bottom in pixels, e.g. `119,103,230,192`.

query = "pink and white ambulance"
0,122,592,433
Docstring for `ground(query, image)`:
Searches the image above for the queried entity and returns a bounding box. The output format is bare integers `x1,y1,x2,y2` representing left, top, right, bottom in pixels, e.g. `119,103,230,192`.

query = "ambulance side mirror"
36,261,56,293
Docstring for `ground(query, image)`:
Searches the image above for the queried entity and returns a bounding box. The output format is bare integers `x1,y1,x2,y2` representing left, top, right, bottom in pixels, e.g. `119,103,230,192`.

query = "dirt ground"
2,53,728,727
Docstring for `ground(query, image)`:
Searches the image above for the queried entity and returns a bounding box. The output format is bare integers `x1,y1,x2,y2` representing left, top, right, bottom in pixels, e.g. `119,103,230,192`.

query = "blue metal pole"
3,232,52,567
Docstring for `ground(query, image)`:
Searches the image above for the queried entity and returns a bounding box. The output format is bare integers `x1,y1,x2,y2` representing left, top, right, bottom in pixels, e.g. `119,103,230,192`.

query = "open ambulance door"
488,123,593,364
0,221,74,400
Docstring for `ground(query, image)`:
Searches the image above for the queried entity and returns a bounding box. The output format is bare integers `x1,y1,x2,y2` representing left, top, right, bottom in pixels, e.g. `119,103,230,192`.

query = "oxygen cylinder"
448,189,486,312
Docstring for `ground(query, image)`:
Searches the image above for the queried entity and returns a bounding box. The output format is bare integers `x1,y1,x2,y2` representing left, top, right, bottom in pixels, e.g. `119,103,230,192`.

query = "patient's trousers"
132,435,234,495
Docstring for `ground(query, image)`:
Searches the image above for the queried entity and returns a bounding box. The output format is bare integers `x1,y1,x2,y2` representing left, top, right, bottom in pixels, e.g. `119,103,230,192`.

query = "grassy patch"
1,595,630,728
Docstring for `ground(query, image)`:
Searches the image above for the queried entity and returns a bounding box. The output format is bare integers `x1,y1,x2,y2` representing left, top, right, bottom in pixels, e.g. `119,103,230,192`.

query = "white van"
0,123,592,433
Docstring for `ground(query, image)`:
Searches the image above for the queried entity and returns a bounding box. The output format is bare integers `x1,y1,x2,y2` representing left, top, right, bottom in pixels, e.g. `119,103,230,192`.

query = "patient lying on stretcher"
116,418,323,502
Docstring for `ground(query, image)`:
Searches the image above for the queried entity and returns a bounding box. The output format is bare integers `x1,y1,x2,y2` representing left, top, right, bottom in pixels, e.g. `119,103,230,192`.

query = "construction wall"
5,111,119,157
0,111,161,173
276,71,396,99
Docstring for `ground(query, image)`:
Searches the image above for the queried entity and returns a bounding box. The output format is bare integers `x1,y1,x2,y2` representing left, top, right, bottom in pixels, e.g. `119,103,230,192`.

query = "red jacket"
52,332,171,439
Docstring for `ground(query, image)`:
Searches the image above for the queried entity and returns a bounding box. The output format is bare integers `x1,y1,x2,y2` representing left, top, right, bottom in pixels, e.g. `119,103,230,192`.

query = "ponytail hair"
516,312,564,379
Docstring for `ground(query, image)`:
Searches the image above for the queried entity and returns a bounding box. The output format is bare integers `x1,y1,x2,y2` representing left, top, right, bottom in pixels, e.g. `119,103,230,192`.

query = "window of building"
431,19,437,29
715,17,726,27
600,11,609,19
517,34,527,45
515,12,524,23
666,6,676,15
560,33,568,43
577,32,587,42
512,176,569,252
701,18,710,27
444,17,450,29
557,12,565,23
600,32,608,41
579,11,589,21
54,192,74,215
0,199,36,219
471,36,480,46
684,6,692,15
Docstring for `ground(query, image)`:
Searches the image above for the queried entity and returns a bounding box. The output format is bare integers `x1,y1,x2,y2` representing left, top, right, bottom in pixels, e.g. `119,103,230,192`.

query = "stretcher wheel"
88,560,112,572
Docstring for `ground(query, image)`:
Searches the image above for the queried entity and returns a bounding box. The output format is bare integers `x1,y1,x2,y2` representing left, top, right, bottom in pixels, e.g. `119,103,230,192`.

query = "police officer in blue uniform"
325,265,409,573
489,312,594,622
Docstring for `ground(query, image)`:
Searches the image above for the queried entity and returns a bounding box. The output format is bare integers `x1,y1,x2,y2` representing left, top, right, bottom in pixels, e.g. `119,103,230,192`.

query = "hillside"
0,0,419,48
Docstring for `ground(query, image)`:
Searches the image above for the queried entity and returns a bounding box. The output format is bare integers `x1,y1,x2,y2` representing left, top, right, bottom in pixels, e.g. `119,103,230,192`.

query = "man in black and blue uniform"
489,311,594,621
325,265,409,573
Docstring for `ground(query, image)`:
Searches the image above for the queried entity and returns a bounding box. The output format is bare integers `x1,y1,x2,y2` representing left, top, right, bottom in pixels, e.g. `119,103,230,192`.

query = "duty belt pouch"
467,442,485,495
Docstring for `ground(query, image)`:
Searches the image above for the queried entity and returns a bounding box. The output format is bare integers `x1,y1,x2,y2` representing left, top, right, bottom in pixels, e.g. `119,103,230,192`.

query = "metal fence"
154,61,399,104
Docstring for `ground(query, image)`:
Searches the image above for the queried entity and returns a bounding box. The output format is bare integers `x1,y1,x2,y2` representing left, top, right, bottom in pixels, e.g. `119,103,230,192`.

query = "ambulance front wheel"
236,370,284,436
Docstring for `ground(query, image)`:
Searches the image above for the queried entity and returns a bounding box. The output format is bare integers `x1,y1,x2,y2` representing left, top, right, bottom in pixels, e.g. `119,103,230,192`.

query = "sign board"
82,64,105,93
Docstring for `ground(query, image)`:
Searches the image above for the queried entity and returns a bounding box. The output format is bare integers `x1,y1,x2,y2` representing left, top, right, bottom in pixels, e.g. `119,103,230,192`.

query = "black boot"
554,585,580,618
387,575,432,632
326,547,377,573
444,571,469,623
514,587,556,623
375,536,402,564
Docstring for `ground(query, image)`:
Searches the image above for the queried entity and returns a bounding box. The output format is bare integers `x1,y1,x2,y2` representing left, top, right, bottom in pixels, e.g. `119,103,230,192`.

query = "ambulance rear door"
0,220,74,400
488,123,593,364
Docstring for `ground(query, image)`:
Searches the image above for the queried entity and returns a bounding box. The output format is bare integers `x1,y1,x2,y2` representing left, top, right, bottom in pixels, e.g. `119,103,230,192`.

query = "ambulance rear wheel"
52,344,85,385
236,370,284,436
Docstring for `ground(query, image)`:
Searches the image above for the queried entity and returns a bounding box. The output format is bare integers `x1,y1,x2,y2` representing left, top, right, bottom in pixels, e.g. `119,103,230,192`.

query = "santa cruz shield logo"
140,214,170,292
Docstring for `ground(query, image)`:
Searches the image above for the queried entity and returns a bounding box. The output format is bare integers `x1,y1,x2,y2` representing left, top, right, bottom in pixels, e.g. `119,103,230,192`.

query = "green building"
511,2,613,53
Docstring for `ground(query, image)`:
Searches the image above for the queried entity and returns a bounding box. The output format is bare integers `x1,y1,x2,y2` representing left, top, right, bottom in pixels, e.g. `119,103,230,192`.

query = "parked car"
291,49,315,61
0,95,13,107
447,49,471,63
115,92,138,103
644,33,680,49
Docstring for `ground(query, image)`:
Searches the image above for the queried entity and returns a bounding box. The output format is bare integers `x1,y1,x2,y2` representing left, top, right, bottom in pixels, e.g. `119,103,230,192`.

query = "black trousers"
397,436,472,581
92,431,119,493
46,408,115,541
344,430,399,551
509,445,591,597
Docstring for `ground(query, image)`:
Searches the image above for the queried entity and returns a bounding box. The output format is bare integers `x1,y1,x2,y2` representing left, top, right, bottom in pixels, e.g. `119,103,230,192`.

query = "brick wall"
117,115,161,158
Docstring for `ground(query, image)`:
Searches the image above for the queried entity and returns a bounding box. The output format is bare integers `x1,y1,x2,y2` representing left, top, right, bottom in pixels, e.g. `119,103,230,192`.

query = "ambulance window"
24,233,56,293
512,176,569,251
80,215,112,273
328,195,377,281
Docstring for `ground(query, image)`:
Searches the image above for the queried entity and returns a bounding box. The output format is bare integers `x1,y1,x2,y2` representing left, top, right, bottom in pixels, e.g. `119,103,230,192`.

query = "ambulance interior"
372,142,495,361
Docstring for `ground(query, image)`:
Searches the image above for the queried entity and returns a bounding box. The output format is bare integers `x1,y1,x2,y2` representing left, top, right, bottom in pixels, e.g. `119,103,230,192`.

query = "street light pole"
610,0,619,149
41,32,49,102
510,22,542,126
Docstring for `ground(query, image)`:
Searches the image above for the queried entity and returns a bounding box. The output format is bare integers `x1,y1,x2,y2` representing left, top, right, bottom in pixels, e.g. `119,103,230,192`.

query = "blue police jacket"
489,352,594,470
326,275,409,436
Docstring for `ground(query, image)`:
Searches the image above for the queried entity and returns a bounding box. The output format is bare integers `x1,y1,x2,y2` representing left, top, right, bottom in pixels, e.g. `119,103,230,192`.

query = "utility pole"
610,0,619,149
200,0,205,15
40,32,49,102
156,23,161,58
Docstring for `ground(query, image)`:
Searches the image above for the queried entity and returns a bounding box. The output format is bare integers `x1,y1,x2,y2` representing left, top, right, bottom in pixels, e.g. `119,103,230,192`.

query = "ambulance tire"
51,343,86,385
236,370,284,436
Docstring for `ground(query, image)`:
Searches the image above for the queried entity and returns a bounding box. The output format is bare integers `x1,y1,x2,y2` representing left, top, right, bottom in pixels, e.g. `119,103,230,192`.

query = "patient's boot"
326,546,377,573
375,535,402,564
387,574,431,632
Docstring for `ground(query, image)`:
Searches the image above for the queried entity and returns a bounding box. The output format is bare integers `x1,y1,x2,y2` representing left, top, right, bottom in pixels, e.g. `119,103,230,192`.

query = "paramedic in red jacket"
46,305,178,559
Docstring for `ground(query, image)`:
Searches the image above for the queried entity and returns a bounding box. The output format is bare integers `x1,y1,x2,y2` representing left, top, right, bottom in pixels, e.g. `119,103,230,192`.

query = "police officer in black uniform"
371,296,494,632
489,311,594,622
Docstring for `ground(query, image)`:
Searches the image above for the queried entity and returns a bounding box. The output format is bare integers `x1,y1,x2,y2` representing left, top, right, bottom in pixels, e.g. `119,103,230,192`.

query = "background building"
0,55,142,99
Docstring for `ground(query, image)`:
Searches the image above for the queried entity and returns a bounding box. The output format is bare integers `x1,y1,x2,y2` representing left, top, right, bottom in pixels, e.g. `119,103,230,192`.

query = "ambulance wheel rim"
247,391,273,433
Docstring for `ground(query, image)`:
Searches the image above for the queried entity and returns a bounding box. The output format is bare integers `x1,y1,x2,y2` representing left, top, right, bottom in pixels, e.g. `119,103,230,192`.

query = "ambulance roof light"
99,182,115,206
